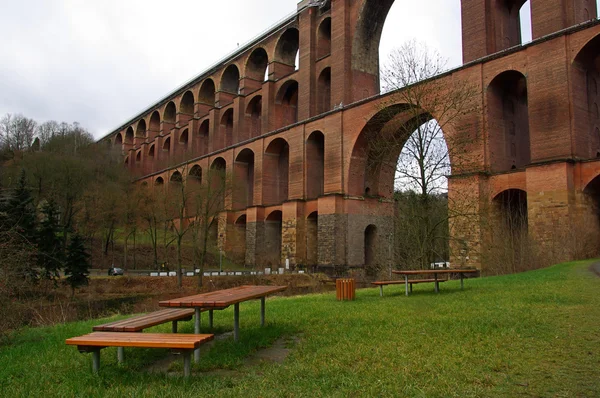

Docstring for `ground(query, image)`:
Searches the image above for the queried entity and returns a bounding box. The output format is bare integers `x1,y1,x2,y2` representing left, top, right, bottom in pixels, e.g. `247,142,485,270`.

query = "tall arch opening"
199,79,216,106
221,65,240,94
306,211,319,270
573,34,600,159
148,144,155,161
197,119,209,155
233,215,247,266
164,102,177,123
186,165,203,216
154,177,164,186
136,120,147,138
306,131,325,199
317,18,332,59
219,109,234,149
246,48,269,82
163,137,171,153
179,129,189,154
264,138,289,205
364,224,378,270
234,149,255,209
210,157,227,211
488,71,530,172
275,80,299,129
317,68,331,115
149,111,161,132
582,175,600,255
265,211,283,267
114,133,123,147
125,127,134,144
275,28,300,67
180,91,195,115
246,96,262,138
496,0,529,49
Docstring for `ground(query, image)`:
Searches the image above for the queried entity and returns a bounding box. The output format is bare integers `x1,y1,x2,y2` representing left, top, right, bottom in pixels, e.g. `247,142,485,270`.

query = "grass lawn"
1,260,599,397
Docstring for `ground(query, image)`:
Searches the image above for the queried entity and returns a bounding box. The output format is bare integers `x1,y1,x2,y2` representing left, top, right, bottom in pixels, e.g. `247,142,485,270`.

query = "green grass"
1,261,599,397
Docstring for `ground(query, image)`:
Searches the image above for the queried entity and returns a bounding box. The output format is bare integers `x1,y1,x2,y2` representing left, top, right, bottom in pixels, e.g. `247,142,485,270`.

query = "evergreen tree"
5,169,36,241
37,199,63,281
64,233,90,297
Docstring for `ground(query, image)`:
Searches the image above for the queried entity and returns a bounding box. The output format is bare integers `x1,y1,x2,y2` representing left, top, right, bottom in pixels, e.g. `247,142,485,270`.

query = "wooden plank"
66,332,214,350
371,279,447,286
159,285,287,309
93,308,196,332
392,269,478,275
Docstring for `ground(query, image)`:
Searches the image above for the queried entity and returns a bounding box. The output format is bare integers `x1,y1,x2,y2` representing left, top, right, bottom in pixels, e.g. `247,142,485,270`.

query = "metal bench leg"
379,285,383,297
209,310,214,329
405,275,409,296
234,303,240,342
435,273,440,293
260,297,265,327
183,350,192,378
92,350,101,374
194,308,201,363
172,321,178,334
117,347,124,364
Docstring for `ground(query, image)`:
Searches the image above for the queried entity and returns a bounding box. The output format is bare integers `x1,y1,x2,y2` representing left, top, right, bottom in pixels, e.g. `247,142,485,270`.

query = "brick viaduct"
100,0,600,272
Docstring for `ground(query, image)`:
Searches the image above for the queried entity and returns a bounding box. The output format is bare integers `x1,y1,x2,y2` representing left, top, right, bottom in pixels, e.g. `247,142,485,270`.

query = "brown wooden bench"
372,279,447,296
66,332,214,377
93,308,196,333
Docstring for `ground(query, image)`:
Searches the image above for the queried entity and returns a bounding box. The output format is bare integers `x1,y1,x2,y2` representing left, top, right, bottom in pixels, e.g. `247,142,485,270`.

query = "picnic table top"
392,269,478,275
159,285,287,309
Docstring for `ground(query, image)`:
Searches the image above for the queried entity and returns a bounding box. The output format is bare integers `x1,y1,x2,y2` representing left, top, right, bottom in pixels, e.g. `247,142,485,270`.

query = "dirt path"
590,262,600,277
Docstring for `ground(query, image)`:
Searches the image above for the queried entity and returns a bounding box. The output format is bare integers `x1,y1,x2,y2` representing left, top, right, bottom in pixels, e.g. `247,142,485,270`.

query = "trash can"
336,278,356,301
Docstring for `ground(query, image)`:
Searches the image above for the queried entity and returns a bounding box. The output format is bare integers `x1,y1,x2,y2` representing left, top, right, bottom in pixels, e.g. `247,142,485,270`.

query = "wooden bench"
93,308,196,333
66,332,214,378
372,279,447,296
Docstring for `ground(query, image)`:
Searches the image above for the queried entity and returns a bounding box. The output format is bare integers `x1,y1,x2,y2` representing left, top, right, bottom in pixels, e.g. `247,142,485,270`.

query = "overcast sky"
0,0,593,139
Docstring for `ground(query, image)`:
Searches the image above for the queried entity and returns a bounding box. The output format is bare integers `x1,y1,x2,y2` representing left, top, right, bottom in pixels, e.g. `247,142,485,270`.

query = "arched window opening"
306,131,325,199
574,34,600,158
317,18,332,59
198,119,209,155
186,165,203,217
148,144,155,159
265,211,283,267
170,171,183,185
275,28,300,67
136,120,147,138
210,157,227,211
246,48,269,82
295,50,300,71
115,133,123,146
163,137,171,153
155,177,164,186
317,68,332,115
306,212,319,269
220,109,234,149
125,127,134,144
233,215,248,265
179,129,189,152
519,0,532,43
496,0,529,49
246,96,262,138
364,225,378,270
164,102,177,123
149,111,161,131
180,91,195,115
491,189,529,273
199,79,216,106
276,80,299,129
264,138,289,205
221,65,240,94
135,151,142,163
189,165,202,184
234,149,255,209
488,70,530,172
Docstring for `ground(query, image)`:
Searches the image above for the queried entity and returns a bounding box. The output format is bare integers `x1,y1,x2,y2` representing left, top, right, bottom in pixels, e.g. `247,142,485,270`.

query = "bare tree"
0,114,37,153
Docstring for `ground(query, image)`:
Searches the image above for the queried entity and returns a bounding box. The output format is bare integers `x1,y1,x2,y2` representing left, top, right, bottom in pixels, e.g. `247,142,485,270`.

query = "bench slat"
66,332,214,350
93,308,196,332
371,279,447,286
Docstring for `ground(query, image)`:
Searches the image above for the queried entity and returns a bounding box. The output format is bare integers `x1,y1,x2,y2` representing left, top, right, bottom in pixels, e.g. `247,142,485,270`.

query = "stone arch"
275,80,299,129
210,157,227,210
199,79,216,105
136,120,147,138
148,144,155,159
185,164,203,216
348,103,444,198
163,136,171,153
135,150,142,163
180,91,195,115
573,33,600,159
582,175,600,245
125,127,134,144
155,176,164,186
170,171,183,184
496,0,529,49
234,148,255,209
246,96,262,138
306,211,319,268
487,70,531,172
264,138,289,205
233,214,248,265
493,189,528,233
197,119,209,155
114,133,123,146
164,101,177,123
265,210,283,267
317,68,331,115
245,47,269,81
306,131,325,199
221,64,240,94
179,129,189,152
317,17,332,59
219,108,234,149
189,164,202,184
275,28,300,66
149,111,160,132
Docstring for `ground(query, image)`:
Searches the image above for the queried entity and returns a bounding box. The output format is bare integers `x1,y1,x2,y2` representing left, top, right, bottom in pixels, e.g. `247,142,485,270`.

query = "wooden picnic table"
392,269,478,296
159,285,287,362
